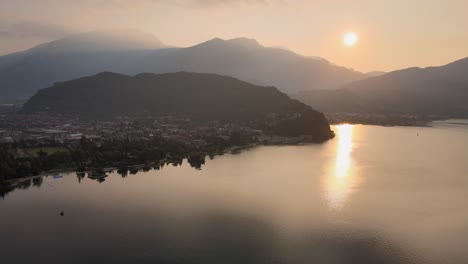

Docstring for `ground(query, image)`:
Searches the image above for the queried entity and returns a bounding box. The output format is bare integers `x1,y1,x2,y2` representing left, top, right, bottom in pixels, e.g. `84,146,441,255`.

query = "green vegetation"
0,132,256,182
0,145,73,182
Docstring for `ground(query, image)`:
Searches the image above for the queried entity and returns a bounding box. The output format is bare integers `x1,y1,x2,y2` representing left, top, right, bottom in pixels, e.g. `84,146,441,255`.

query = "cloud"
0,0,286,55
0,21,70,39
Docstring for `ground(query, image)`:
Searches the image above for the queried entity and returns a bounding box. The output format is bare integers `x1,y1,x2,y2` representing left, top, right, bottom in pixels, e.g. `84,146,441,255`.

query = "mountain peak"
226,37,262,48
193,37,262,49
364,71,386,78
94,71,128,78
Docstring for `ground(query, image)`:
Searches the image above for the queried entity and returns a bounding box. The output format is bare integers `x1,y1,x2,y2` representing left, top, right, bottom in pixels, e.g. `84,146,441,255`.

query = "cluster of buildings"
0,112,265,148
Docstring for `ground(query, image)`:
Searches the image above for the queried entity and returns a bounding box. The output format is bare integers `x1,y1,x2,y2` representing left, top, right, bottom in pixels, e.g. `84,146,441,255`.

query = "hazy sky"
1,0,467,72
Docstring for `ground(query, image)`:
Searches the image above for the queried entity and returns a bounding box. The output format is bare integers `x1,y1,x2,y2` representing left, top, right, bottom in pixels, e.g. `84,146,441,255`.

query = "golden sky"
1,0,467,72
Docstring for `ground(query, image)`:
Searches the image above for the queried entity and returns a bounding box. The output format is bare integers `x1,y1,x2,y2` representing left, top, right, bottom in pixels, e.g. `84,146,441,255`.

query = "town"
0,107,315,185
1,103,444,187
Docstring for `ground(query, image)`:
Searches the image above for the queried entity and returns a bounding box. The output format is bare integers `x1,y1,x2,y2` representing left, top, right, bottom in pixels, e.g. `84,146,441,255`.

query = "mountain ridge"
23,72,335,141
0,31,365,103
297,57,468,118
27,30,166,53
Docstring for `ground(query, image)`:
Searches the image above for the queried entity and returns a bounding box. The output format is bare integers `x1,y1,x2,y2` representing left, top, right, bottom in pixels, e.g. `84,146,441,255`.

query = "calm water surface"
1,121,467,264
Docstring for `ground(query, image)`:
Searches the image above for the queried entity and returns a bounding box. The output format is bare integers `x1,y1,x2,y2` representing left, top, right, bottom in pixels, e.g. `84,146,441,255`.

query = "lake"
1,121,467,264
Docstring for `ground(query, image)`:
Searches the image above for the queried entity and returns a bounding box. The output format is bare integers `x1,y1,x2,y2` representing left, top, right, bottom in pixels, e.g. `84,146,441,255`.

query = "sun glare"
343,32,358,47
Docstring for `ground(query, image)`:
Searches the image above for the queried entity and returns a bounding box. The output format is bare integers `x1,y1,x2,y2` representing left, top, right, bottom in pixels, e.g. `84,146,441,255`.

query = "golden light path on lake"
326,124,358,210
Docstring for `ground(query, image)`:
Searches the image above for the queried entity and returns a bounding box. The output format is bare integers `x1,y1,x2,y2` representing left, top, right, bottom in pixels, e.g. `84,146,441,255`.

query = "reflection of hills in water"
0,187,418,264
0,172,419,264
149,213,419,264
1,173,419,264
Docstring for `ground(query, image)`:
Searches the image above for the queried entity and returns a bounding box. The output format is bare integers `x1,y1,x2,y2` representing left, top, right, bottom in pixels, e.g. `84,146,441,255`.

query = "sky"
1,0,467,72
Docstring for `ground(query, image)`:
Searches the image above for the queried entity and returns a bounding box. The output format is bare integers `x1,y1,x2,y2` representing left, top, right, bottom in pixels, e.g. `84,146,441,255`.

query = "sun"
343,32,358,47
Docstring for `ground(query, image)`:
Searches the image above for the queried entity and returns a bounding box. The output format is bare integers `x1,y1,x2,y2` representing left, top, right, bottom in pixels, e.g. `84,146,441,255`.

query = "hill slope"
0,33,364,103
0,30,166,103
298,58,468,118
134,38,364,93
22,72,334,141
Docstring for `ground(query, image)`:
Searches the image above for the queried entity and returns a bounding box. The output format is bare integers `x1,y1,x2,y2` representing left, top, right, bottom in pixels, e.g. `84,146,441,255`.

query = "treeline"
0,146,72,181
0,132,255,182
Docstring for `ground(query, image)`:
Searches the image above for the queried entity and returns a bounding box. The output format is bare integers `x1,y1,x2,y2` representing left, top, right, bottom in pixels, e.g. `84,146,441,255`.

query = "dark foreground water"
1,121,468,264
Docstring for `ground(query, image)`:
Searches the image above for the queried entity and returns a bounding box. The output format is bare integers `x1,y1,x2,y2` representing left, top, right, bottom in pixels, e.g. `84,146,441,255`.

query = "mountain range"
2,30,468,119
22,72,334,141
297,58,468,117
0,30,364,103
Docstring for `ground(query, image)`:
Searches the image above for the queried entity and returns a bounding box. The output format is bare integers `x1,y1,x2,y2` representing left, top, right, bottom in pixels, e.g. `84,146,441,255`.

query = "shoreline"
1,138,331,185
325,113,454,127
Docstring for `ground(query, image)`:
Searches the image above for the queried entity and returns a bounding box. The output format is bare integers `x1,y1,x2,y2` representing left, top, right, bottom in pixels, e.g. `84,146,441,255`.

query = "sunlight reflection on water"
327,124,357,211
